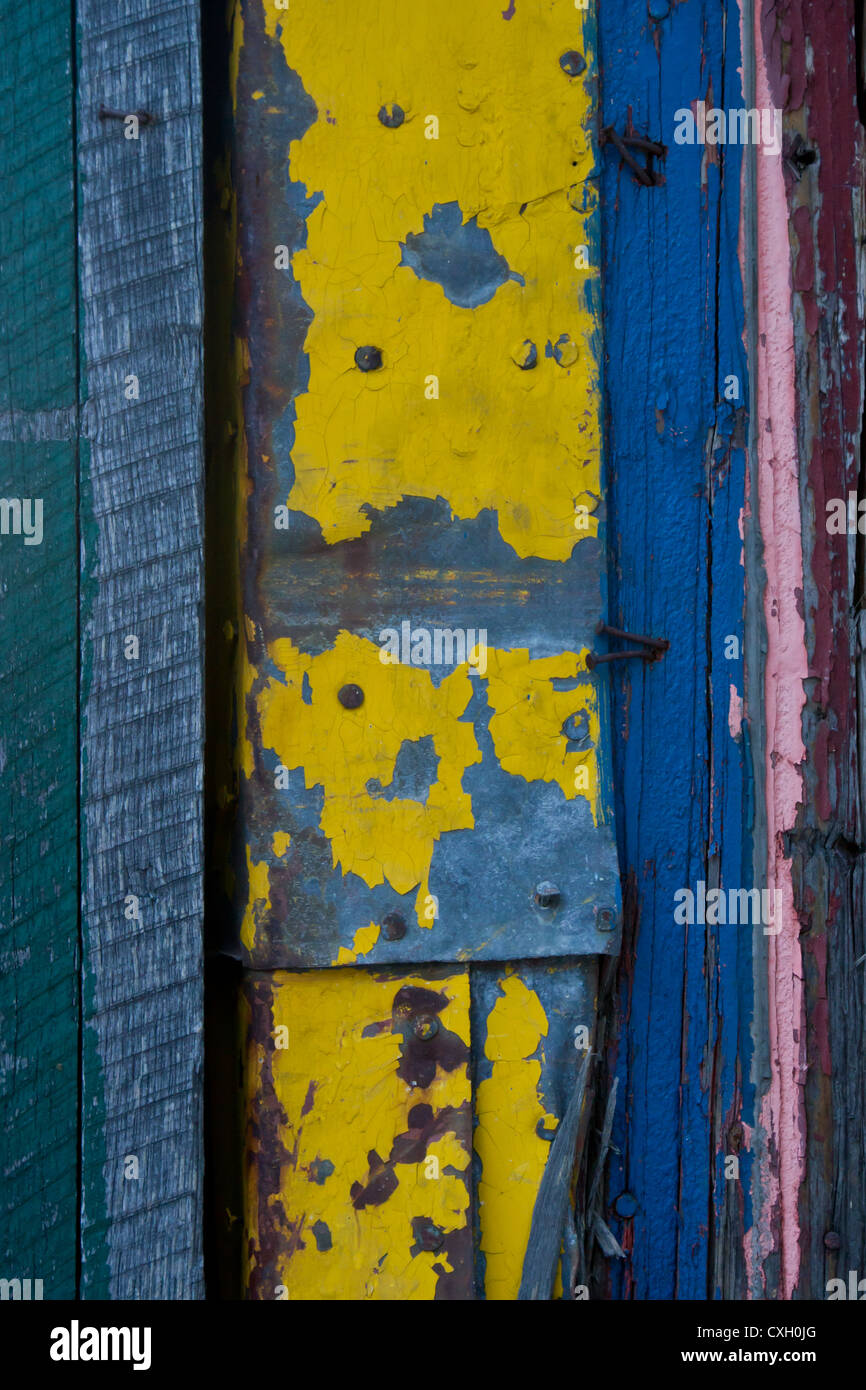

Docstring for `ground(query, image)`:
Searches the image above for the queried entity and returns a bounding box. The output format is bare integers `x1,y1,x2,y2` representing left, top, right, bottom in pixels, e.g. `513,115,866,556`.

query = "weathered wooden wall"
602,0,866,1300
1,0,205,1299
2,0,863,1305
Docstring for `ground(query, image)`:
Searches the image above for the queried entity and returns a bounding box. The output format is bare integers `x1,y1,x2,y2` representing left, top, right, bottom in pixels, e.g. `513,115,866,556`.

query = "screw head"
824,1231,842,1251
378,103,405,128
511,339,538,370
552,334,578,367
559,51,586,77
648,0,671,18
412,1015,439,1041
595,906,616,932
534,881,560,909
354,345,383,372
338,683,364,709
562,710,591,745
382,911,407,941
614,1191,639,1219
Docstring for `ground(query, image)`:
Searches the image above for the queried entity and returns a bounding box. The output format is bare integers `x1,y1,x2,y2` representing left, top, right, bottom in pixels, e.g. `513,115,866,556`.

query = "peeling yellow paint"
262,2,600,561
484,647,600,819
271,831,291,857
475,974,557,1301
258,632,481,911
244,968,472,1300
332,921,380,966
240,847,271,953
243,634,606,950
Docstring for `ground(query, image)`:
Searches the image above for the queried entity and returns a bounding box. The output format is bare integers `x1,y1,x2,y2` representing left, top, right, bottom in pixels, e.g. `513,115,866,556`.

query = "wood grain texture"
601,0,756,1298
0,0,79,1298
761,0,866,1298
76,0,205,1299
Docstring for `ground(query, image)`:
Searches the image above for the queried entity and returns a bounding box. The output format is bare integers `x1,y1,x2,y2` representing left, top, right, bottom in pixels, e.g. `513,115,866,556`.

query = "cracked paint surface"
226,0,619,969
262,1,600,561
240,636,604,957
475,976,556,1300
472,962,597,1300
243,968,473,1300
224,0,616,1298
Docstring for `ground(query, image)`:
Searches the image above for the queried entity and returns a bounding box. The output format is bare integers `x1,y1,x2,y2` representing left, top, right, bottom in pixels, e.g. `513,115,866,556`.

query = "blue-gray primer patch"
400,202,523,308
366,735,439,804
311,1220,333,1251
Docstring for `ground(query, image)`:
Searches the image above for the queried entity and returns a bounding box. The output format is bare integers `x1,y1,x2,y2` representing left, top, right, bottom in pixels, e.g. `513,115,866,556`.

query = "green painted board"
0,1,79,1298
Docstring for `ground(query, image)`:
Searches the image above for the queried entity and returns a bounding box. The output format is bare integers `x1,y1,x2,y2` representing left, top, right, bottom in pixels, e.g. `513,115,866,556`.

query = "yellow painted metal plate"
225,0,621,969
242,966,474,1299
242,958,597,1299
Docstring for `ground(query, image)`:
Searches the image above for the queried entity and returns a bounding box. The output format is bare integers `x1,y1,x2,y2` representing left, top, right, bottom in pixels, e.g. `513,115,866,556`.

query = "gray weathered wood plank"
76,0,204,1299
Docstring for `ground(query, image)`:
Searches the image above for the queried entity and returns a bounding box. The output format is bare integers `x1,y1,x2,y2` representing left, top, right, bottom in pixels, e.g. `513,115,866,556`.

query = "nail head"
382,911,407,941
560,51,587,77
338,683,364,709
354,345,383,372
378,103,405,128
535,881,561,909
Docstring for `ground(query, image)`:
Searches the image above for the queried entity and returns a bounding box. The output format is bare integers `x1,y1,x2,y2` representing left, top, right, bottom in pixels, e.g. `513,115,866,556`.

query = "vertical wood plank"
762,0,866,1298
601,0,755,1297
0,0,79,1297
76,0,205,1298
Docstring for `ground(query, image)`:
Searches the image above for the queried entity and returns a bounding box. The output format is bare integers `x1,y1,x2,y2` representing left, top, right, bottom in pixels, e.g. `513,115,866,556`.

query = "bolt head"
559,51,586,77
562,710,591,745
824,1231,842,1251
338,683,364,709
382,911,407,941
412,1015,439,1041
534,881,561,909
511,339,538,370
595,906,616,932
354,345,383,372
552,335,579,367
648,0,671,18
378,103,405,128
614,1191,639,1219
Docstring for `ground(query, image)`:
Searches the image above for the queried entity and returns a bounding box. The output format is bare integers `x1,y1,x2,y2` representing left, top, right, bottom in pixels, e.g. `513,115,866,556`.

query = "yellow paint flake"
332,921,380,966
240,848,271,953
244,968,472,1300
475,975,558,1301
484,647,601,818
271,831,291,857
262,2,600,561
258,632,481,914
